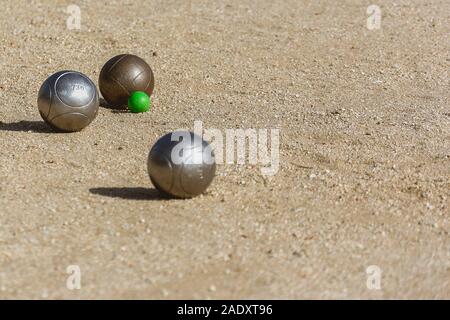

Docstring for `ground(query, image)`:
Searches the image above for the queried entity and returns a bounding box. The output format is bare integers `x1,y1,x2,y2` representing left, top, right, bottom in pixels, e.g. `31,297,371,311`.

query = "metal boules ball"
99,54,155,108
37,70,99,132
147,131,216,198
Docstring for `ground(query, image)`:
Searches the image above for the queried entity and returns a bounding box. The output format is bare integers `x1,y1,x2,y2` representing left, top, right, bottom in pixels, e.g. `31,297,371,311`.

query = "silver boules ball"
148,131,216,198
37,70,99,132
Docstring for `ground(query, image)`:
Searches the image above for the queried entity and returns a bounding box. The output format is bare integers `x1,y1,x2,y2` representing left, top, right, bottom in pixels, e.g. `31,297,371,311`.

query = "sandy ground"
0,0,449,299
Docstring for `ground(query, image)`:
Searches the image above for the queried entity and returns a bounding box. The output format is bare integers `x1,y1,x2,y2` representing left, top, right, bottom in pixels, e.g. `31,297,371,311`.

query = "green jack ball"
128,91,150,113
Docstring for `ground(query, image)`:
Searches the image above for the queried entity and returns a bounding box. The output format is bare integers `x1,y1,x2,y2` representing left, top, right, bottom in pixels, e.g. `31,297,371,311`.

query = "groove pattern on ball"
147,132,216,198
37,71,99,132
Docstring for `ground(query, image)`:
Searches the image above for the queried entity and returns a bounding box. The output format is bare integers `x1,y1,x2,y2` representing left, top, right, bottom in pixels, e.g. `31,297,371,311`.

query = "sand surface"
0,0,449,299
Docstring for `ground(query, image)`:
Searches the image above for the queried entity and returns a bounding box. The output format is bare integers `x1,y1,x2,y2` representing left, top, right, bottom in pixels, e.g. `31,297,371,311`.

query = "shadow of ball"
148,132,216,198
99,54,155,108
37,71,99,132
